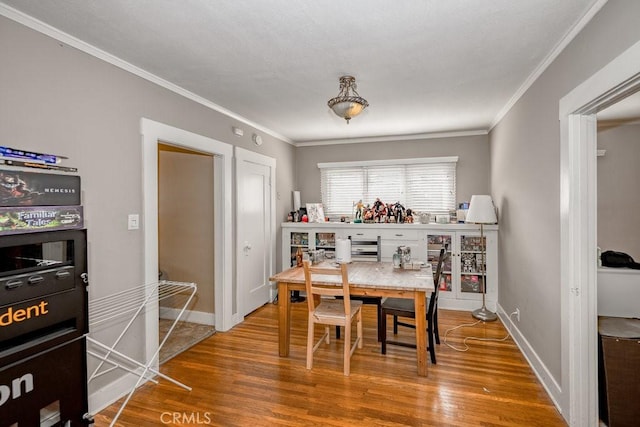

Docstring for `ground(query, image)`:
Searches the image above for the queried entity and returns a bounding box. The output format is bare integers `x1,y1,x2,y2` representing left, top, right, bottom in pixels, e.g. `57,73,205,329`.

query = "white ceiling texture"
1,0,604,145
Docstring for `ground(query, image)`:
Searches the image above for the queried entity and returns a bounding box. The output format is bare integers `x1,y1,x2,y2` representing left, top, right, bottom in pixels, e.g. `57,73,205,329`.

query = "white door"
236,148,275,317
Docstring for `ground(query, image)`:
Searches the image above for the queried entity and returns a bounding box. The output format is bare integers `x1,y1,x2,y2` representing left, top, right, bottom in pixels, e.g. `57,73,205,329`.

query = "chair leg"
376,301,382,342
306,315,314,370
393,315,399,335
336,325,341,340
343,321,351,376
324,326,331,344
381,311,387,354
428,322,436,365
434,310,440,345
357,310,363,349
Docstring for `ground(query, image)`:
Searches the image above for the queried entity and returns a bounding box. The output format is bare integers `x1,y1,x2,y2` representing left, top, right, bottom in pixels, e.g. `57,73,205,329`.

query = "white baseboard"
89,308,213,416
232,312,244,327
88,369,151,416
496,303,563,415
159,307,215,326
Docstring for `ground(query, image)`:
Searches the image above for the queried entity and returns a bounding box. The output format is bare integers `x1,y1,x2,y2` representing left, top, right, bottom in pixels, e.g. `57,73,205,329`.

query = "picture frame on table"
306,203,325,223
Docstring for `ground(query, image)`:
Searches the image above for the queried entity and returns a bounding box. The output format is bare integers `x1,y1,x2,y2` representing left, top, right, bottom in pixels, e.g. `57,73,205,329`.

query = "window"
319,157,457,218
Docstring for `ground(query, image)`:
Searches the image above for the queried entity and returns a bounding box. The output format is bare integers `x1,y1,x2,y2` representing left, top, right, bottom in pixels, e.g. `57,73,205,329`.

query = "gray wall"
295,134,490,210
490,0,640,389
0,14,295,396
597,123,640,259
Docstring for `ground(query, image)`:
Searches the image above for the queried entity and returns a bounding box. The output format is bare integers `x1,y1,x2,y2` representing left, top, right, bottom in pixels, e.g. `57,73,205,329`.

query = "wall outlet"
515,308,520,322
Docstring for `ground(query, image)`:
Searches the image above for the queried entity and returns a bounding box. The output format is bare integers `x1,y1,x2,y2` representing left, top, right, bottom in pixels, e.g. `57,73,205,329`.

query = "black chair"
380,248,448,364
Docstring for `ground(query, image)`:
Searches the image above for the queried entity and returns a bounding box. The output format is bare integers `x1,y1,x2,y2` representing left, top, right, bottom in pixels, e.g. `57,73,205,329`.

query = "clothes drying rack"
87,280,198,426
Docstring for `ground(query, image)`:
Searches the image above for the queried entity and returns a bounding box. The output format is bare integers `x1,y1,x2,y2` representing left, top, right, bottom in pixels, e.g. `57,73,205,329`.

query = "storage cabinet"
425,230,497,311
282,228,342,268
348,235,380,261
379,229,423,262
281,223,498,312
286,230,310,267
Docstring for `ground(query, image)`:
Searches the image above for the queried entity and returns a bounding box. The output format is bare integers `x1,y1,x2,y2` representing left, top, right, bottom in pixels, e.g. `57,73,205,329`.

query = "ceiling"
2,0,602,144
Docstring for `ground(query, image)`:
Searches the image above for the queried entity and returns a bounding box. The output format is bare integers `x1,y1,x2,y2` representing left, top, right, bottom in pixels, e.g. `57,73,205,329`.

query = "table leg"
278,282,291,356
414,290,427,376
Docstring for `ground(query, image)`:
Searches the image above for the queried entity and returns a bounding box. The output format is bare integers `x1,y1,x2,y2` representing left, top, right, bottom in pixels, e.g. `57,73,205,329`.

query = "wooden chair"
303,260,363,376
380,248,448,364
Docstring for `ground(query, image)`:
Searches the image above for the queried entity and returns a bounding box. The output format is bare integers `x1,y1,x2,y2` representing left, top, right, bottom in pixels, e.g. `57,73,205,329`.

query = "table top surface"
270,261,434,292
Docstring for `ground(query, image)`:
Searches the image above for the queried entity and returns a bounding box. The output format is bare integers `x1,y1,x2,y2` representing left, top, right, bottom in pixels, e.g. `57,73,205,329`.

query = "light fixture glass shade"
329,101,365,121
465,195,497,224
328,76,368,123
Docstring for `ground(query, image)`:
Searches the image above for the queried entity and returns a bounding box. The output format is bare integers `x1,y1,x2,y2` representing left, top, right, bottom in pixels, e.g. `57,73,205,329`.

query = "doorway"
141,119,234,373
560,41,640,426
157,143,216,362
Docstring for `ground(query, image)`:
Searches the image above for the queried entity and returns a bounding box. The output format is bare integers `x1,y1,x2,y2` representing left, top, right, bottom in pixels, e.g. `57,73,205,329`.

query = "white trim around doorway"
141,118,235,369
559,39,640,426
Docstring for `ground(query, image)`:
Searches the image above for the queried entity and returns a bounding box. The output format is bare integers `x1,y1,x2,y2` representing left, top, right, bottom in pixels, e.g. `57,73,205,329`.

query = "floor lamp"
466,195,497,322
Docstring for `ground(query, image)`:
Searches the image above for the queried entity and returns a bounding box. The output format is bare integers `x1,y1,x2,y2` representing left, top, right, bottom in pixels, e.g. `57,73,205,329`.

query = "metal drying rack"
87,280,198,426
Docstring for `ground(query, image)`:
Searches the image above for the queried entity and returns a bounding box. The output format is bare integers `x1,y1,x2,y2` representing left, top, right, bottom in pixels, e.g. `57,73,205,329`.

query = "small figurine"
354,199,364,222
363,205,374,222
405,208,414,223
372,198,387,222
393,201,406,223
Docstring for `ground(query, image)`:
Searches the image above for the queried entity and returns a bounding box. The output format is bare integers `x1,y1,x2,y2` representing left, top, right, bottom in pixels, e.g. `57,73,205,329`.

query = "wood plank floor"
95,303,566,426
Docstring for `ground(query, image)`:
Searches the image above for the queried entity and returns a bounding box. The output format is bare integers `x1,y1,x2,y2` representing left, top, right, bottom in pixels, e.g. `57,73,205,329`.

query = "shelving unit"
315,232,337,257
349,235,381,261
288,231,309,267
281,222,498,312
425,230,497,310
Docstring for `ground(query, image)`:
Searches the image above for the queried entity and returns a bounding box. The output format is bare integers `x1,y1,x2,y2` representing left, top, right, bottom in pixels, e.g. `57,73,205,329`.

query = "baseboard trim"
159,307,215,326
496,303,563,415
88,369,150,416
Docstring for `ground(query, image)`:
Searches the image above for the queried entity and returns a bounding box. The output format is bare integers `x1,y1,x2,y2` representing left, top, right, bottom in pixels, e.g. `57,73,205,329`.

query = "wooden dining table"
269,261,435,376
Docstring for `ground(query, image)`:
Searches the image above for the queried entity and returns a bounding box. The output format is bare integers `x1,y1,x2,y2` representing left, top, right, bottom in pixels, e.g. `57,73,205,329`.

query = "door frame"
235,147,277,316
559,40,640,425
141,118,234,365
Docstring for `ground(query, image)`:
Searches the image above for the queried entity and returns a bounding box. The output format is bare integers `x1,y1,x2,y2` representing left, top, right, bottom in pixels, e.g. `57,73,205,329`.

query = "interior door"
237,157,272,316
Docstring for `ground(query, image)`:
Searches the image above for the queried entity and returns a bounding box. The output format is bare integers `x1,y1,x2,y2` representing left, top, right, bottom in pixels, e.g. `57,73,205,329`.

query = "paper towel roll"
335,238,352,264
293,191,301,211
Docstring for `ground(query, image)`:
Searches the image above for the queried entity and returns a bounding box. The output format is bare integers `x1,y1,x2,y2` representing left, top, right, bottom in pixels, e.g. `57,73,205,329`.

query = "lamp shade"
329,101,366,121
465,195,497,224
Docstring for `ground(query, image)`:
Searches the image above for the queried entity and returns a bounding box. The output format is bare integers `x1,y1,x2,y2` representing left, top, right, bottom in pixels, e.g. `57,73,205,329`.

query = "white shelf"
282,223,498,312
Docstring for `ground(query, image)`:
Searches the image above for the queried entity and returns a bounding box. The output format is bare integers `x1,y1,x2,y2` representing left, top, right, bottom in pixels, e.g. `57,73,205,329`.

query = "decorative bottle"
296,247,303,267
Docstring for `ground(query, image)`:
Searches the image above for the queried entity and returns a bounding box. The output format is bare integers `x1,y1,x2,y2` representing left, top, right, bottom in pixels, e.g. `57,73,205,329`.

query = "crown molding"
296,129,488,147
0,3,294,145
489,0,609,131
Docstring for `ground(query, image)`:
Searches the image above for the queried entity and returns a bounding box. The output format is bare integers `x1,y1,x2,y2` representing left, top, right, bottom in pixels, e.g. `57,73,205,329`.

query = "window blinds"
320,157,456,218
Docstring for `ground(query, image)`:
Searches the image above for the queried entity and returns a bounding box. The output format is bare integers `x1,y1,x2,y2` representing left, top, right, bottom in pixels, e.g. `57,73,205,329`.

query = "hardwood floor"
95,303,566,426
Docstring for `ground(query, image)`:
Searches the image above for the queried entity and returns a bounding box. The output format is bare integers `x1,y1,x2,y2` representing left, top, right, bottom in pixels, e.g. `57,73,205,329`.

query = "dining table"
269,261,435,377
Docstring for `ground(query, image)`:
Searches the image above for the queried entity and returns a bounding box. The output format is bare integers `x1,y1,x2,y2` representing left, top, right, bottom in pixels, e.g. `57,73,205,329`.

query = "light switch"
128,214,139,230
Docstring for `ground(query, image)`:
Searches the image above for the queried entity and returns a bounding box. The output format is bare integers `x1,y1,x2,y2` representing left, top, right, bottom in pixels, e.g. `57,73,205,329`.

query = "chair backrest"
428,248,449,315
302,260,352,315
